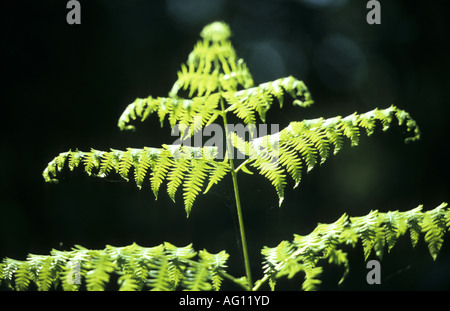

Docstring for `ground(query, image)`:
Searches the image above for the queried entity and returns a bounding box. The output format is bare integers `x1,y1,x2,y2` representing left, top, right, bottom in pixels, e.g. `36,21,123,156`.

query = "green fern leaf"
35,256,58,291
258,203,449,291
83,149,104,176
403,205,424,247
231,106,421,206
198,250,229,291
421,202,449,260
85,251,115,291
13,261,32,291
43,145,231,216
98,149,122,177
169,21,253,98
183,264,212,291
163,243,197,289
301,266,323,291
118,149,134,181
166,157,190,202
203,160,230,194
182,248,228,291
223,76,314,125
1,259,18,290
150,149,173,198
148,256,173,291
132,148,154,189
118,274,140,291
350,210,382,260
183,160,210,216
118,21,252,137
1,242,230,291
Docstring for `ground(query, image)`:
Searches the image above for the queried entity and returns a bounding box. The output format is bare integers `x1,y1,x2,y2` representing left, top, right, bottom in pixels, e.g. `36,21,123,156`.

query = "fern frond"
350,210,384,259
52,246,89,291
163,242,197,289
261,241,297,290
166,157,190,202
1,259,19,289
148,256,172,291
183,159,210,216
118,274,140,291
133,147,155,189
421,202,449,260
224,76,314,124
169,21,254,98
116,24,312,140
403,205,424,247
118,21,252,136
203,160,230,194
98,149,122,178
301,266,323,291
183,262,212,291
231,106,421,206
83,149,104,176
150,149,173,198
258,202,449,291
110,243,165,291
43,145,231,216
13,262,32,291
118,95,222,139
42,151,71,183
197,250,229,291
85,251,115,291
35,256,57,291
1,243,229,291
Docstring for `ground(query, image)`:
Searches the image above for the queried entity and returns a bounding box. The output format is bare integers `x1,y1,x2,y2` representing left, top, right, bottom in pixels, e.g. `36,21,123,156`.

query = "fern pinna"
2,21,448,291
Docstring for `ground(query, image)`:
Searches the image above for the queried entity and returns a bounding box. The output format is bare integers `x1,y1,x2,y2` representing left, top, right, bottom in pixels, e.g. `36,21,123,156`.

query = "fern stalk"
219,89,253,291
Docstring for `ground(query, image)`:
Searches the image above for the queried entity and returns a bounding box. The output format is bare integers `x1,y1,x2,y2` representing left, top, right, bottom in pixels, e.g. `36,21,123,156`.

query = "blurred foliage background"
2,0,449,290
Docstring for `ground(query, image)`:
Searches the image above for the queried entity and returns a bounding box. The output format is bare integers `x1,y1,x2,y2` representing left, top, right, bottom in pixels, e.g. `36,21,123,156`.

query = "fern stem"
219,93,253,291
231,164,253,290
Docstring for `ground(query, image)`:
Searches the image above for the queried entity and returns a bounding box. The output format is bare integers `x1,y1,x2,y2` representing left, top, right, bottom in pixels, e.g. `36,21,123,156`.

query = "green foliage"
258,203,449,291
117,22,312,138
44,21,421,218
42,145,228,217
3,21,446,291
0,243,229,291
230,105,420,205
42,20,421,217
2,203,447,291
223,76,313,125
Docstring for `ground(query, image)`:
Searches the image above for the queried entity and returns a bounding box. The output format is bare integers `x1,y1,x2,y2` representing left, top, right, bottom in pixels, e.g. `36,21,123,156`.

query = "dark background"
1,0,449,291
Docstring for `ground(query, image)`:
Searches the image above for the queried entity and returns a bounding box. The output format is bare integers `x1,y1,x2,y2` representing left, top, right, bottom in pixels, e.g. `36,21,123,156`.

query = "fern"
2,21,446,292
43,20,420,215
0,243,229,291
224,76,313,125
85,251,115,291
118,21,252,137
117,22,312,140
231,105,420,205
118,95,222,138
258,203,449,291
170,22,253,98
180,250,229,291
43,145,228,217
